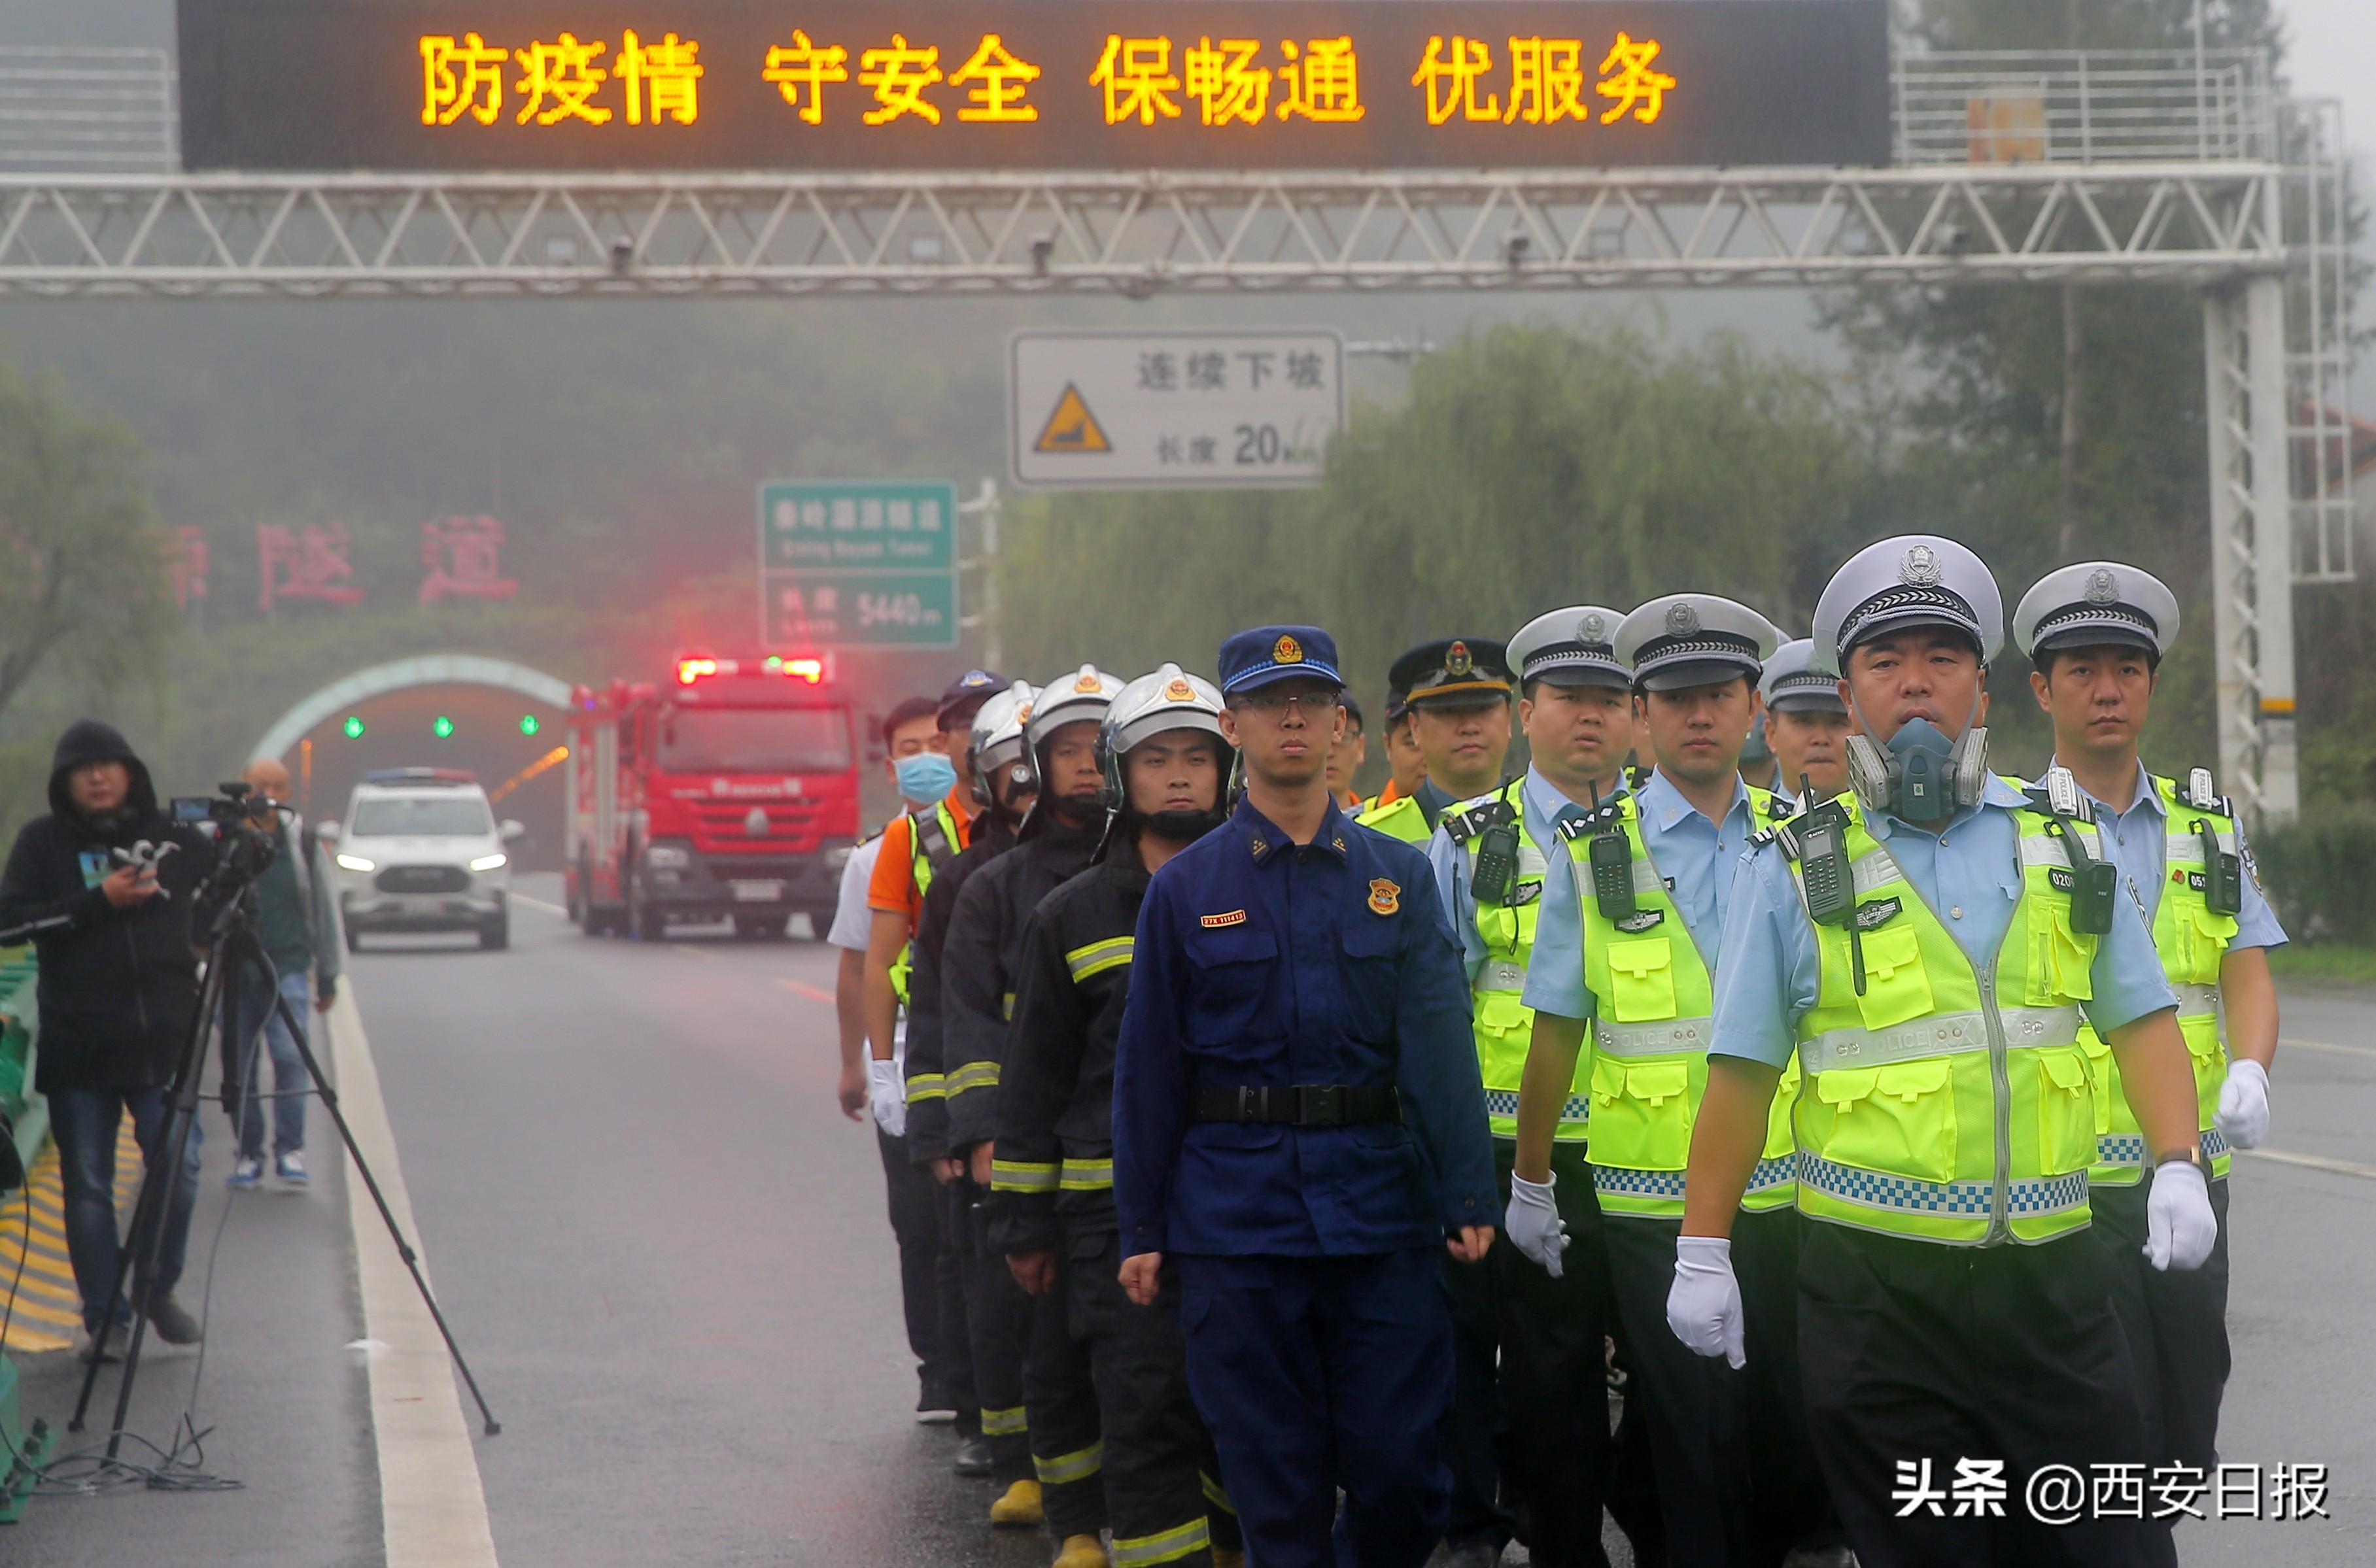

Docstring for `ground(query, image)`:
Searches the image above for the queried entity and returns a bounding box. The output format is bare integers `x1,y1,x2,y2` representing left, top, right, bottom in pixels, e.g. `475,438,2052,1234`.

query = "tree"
0,359,169,723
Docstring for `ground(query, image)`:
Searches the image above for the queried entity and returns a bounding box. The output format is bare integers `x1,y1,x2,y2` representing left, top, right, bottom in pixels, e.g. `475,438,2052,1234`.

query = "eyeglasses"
1233,687,1343,716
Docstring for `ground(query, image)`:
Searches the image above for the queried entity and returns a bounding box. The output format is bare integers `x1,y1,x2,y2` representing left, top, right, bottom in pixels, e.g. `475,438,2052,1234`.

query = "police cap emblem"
1164,676,1196,702
1899,545,1943,586
2084,568,2119,605
1665,601,1700,637
1579,611,1608,644
1073,670,1103,694
1445,640,1473,677
1273,634,1303,665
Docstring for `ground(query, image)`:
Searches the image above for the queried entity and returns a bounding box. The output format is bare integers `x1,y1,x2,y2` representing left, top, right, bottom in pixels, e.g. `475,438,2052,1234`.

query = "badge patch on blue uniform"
1615,909,1664,934
1853,896,1902,930
1368,879,1400,915
1201,910,1248,929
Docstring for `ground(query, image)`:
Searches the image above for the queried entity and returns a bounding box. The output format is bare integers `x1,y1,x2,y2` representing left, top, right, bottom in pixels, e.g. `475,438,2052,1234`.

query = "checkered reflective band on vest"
1449,780,1587,1143
1787,791,2103,1247
2078,775,2239,1186
1573,786,1795,1218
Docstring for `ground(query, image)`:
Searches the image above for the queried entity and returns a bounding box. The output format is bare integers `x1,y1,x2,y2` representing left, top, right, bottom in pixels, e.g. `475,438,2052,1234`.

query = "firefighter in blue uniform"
1114,624,1499,1568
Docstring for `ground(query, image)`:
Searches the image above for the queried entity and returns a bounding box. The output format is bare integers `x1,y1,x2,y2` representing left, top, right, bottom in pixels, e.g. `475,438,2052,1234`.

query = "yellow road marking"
511,893,568,916
773,979,835,1005
2278,1036,2376,1061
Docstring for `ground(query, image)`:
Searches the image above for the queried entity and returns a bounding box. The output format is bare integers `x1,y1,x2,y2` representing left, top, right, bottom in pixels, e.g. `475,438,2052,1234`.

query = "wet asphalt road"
7,876,2374,1563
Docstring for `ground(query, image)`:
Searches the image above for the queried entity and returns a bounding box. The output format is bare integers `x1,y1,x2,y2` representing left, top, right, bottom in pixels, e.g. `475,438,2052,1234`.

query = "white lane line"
511,893,568,916
2278,1036,2376,1060
773,978,835,1005
2233,1146,2376,1182
329,983,500,1568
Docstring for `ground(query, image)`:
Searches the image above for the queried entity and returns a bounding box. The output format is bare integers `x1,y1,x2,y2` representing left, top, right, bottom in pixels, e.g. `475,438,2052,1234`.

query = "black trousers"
1439,1141,1619,1567
2092,1175,2233,1568
1026,1250,1109,1539
934,1176,980,1439
955,1176,1034,1484
1602,1204,1829,1568
878,1127,959,1399
1796,1219,2149,1568
1067,1229,1241,1568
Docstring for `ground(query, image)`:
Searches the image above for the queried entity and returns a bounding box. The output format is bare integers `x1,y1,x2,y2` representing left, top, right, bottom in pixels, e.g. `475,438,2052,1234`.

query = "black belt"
1189,1083,1403,1127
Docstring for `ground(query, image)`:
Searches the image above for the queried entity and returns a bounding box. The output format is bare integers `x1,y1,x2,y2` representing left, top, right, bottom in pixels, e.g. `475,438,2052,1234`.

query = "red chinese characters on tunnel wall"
419,514,520,605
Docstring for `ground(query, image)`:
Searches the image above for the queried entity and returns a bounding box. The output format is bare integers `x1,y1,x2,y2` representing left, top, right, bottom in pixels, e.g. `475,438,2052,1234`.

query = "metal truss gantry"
0,45,2344,819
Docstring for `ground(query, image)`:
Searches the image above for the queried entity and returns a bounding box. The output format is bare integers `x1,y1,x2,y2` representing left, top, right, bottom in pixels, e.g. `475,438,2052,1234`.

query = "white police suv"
321,769,523,951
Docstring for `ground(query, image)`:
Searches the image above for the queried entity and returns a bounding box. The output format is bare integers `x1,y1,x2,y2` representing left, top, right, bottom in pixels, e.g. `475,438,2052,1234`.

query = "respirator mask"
1845,711,1989,825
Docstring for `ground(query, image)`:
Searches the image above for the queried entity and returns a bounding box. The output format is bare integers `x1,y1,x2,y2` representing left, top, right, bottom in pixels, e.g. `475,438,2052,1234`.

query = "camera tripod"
67,833,500,1455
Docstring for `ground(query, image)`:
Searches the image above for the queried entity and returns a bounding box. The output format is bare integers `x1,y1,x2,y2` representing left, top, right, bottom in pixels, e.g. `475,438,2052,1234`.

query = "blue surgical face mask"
894,751,959,806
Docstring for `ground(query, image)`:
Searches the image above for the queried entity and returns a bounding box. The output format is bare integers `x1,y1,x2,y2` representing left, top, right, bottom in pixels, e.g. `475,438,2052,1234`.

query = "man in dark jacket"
0,720,216,1345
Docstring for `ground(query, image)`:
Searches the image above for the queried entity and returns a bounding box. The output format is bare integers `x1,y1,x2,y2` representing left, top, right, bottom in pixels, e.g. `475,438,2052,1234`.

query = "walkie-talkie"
1470,796,1520,910
1586,782,1636,921
2194,818,2243,917
1795,774,1866,995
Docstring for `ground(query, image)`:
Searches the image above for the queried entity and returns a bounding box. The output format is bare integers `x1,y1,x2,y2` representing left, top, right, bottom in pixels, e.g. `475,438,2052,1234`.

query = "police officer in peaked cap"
1759,638,1853,808
2015,560,2287,1568
1112,625,1498,1568
1424,605,1647,1568
1671,536,2221,1568
1358,639,1517,847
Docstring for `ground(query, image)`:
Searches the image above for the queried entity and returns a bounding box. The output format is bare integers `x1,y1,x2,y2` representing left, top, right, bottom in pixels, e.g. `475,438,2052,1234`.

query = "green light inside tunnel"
519,714,541,737
343,715,366,740
433,715,456,739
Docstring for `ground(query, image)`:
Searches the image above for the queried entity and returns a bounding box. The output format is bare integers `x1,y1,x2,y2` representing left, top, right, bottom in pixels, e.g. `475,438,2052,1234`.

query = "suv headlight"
644,843,691,870
469,853,508,872
335,853,377,873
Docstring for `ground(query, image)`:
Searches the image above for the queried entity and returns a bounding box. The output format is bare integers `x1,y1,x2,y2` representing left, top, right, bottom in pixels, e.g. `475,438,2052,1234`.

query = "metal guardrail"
1893,49,2277,166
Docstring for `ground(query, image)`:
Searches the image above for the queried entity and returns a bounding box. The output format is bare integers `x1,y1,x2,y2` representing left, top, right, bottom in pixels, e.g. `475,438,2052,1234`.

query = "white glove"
1503,1172,1568,1276
2144,1158,2216,1272
868,1059,906,1138
1667,1235,1746,1369
2215,1058,2271,1150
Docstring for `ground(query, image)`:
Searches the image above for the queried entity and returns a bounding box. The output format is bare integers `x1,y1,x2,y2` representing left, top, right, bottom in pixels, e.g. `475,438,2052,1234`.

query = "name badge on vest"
1854,896,1902,930
1615,909,1664,934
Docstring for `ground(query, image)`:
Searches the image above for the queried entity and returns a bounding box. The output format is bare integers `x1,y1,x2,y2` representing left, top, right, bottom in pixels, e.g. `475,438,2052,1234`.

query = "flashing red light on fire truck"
675,653,830,687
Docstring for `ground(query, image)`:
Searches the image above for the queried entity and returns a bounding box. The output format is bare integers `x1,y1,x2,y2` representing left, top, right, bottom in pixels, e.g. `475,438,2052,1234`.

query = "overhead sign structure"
1010,330,1345,490
177,1,1891,173
758,480,960,648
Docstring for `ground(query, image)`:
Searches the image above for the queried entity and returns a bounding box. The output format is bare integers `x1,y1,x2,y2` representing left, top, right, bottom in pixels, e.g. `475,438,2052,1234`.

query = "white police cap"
2012,562,2180,662
1027,665,1126,748
1812,536,2003,677
1615,594,1781,692
1759,638,1846,713
1507,605,1631,690
1107,664,1227,756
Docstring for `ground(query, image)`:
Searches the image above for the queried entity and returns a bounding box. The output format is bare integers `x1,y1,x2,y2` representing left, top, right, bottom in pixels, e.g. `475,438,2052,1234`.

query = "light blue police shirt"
1708,774,2179,1070
2052,759,2286,951
1426,766,1595,985
1522,768,1761,1021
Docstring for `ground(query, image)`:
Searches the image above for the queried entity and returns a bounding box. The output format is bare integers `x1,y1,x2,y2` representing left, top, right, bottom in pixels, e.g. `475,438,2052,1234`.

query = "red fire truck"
564,653,860,940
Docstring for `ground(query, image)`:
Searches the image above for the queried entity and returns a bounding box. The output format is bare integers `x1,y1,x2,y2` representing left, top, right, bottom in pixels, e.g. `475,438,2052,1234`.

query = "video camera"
171,780,287,888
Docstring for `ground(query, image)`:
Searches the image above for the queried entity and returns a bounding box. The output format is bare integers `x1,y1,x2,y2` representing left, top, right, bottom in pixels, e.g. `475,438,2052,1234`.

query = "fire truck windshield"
658,707,852,774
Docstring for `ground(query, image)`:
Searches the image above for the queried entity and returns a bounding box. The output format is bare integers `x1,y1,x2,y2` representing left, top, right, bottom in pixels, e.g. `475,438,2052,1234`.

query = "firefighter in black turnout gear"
943,666,1128,1556
907,681,1041,1493
991,666,1247,1568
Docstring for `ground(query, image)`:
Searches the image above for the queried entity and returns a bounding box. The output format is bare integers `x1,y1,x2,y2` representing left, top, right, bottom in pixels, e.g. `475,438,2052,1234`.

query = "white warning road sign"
1009,330,1345,490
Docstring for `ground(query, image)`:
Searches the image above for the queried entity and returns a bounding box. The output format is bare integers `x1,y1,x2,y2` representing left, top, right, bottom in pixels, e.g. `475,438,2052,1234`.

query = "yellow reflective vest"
1784,791,2105,1247
1563,785,1797,1219
1443,781,1589,1144
1356,791,1432,845
2077,774,2239,1185
889,798,966,1006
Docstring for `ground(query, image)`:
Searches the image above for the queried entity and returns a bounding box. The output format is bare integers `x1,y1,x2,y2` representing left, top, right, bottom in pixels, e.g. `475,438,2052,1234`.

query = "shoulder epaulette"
1554,796,1627,844
1443,793,1513,845
1749,817,1804,859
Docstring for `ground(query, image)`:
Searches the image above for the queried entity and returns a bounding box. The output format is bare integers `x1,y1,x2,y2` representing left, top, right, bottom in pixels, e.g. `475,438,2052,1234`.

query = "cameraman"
0,720,215,1348
218,758,338,1190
